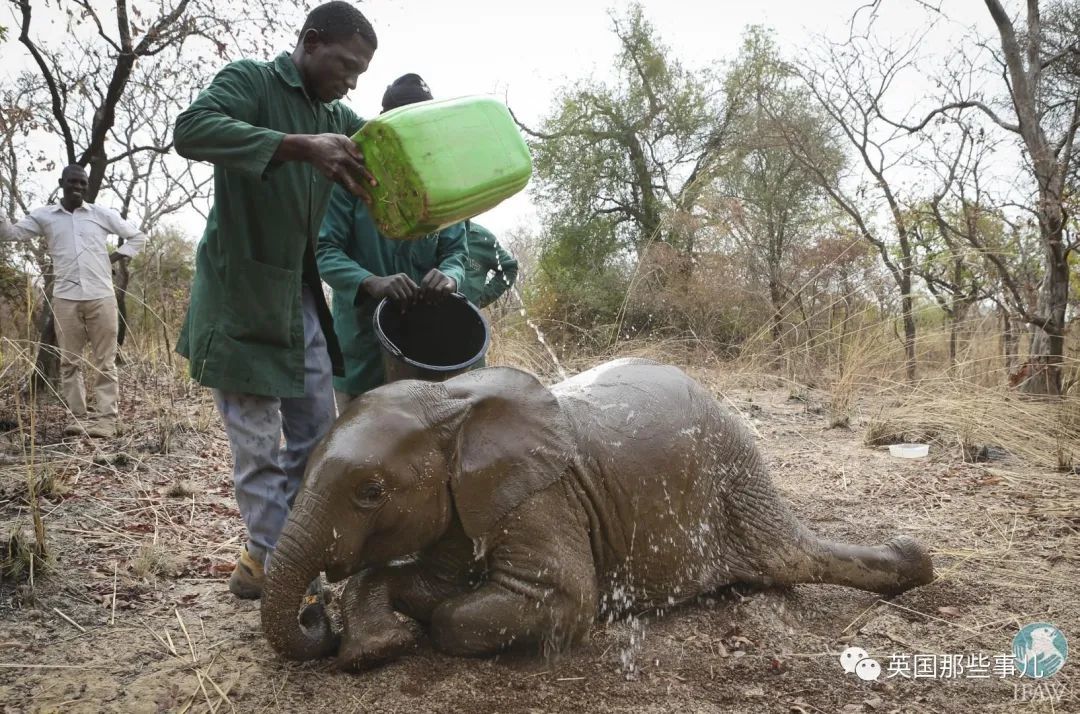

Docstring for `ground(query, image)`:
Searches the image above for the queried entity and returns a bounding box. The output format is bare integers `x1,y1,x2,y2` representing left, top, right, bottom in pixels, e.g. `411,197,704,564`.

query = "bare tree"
713,27,844,361
893,0,1080,394
786,35,925,381
5,0,282,382
907,121,996,369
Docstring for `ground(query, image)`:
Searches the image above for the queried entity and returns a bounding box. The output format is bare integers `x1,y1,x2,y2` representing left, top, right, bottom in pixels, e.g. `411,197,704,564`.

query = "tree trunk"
113,255,130,352
1016,205,1068,395
948,313,958,371
29,262,58,393
901,275,916,382
1000,306,1018,377
947,301,970,372
31,304,59,394
769,278,784,362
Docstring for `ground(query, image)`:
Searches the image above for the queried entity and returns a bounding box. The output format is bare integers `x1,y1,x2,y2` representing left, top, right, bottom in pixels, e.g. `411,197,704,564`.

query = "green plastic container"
351,96,533,239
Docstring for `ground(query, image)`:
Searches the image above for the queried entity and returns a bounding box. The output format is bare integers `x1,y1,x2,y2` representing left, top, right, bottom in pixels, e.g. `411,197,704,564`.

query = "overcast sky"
2,0,1003,240
334,0,1000,238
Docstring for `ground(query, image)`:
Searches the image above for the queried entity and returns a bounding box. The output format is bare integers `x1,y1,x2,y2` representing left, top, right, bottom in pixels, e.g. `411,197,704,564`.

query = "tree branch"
105,142,173,165
885,100,1020,134
16,0,78,164
71,0,122,53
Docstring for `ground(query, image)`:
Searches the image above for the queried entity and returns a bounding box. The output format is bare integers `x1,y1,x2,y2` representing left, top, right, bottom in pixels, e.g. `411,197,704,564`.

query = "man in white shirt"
1,165,147,438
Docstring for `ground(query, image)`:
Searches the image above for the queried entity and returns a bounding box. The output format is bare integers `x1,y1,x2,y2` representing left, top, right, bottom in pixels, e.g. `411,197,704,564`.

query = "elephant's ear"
422,367,576,541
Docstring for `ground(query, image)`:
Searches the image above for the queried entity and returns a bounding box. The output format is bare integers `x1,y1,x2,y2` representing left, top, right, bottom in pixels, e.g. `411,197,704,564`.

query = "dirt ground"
0,360,1077,713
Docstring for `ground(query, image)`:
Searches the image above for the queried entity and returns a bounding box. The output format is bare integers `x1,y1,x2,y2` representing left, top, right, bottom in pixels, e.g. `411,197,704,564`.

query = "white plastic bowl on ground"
889,443,930,458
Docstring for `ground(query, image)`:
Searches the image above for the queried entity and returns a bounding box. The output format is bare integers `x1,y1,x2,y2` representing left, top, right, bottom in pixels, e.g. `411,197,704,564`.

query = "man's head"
59,165,88,209
381,73,433,113
295,1,378,103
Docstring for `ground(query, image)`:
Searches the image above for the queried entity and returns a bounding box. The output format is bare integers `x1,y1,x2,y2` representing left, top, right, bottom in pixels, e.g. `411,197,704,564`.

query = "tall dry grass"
0,263,207,587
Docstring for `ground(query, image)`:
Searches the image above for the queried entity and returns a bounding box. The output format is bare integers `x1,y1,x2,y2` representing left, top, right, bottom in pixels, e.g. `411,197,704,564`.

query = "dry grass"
863,380,1080,470
131,543,173,581
0,528,44,585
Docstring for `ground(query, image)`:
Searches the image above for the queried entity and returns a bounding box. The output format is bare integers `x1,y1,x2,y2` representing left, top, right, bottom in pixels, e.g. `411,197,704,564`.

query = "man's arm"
478,236,519,309
102,208,148,262
0,214,42,243
174,62,372,199
317,185,418,303
433,221,468,292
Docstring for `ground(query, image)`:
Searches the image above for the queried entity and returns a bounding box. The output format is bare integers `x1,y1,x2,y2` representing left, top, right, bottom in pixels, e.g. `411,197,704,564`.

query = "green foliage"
532,219,629,331
125,226,195,345
712,28,845,326
528,3,729,329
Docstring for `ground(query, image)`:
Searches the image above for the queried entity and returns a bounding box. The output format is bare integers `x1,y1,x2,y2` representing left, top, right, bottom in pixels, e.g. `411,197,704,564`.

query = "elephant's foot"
795,533,935,596
881,535,935,595
336,617,418,672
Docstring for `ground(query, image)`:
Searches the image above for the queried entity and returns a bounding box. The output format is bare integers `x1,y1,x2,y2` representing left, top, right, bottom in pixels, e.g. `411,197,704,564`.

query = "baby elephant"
261,359,933,668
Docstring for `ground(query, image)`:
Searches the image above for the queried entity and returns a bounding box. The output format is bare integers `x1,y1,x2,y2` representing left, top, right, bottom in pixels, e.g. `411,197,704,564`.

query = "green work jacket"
458,220,519,308
317,185,468,396
174,52,363,397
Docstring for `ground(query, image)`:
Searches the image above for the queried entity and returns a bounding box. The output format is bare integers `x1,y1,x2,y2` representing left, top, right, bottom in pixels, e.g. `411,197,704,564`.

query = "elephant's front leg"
336,572,419,671
337,527,479,671
430,490,598,657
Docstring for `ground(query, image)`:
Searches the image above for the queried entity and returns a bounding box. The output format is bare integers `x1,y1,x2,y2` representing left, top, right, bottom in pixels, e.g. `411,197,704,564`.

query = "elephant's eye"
356,482,384,505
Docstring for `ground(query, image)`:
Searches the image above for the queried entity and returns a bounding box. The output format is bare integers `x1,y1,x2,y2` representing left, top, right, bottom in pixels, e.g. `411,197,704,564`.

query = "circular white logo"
855,657,882,681
840,646,868,674
1013,623,1068,679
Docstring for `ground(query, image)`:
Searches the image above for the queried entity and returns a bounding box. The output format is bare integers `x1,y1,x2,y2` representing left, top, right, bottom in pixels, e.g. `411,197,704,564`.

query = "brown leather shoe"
85,419,117,439
229,546,265,599
63,422,87,436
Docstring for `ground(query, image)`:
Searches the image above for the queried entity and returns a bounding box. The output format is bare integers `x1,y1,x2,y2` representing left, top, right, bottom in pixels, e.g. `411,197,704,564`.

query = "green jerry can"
350,96,533,239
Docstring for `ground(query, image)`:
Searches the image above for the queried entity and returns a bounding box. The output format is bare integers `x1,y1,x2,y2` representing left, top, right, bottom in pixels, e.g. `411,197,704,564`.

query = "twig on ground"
111,560,118,626
53,607,87,633
175,607,197,663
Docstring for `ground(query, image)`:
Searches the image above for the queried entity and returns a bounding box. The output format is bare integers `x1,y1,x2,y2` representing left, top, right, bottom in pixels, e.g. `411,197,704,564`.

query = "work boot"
229,546,265,599
85,419,117,439
63,421,88,436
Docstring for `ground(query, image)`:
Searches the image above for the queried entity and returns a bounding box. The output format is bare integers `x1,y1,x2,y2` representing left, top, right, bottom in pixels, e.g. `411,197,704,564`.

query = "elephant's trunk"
261,494,339,660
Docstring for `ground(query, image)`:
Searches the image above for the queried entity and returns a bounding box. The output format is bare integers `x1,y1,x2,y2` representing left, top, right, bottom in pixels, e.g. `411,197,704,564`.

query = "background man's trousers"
53,295,119,422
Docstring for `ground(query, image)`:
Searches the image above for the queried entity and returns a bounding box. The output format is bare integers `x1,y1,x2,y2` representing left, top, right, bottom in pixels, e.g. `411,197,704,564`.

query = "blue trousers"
212,286,336,567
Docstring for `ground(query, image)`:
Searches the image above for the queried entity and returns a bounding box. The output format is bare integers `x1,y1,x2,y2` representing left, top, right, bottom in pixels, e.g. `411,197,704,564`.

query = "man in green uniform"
174,1,377,599
374,73,520,311
317,73,468,412
458,220,519,309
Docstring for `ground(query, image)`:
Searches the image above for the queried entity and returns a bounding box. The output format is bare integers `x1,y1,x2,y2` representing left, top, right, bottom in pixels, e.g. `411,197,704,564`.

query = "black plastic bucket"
373,293,490,383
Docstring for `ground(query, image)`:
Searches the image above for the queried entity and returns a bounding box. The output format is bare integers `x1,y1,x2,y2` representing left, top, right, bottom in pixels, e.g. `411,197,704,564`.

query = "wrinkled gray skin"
261,359,934,669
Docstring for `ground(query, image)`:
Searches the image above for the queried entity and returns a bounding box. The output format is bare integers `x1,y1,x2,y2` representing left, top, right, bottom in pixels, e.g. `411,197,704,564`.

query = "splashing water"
510,285,568,380
618,613,646,681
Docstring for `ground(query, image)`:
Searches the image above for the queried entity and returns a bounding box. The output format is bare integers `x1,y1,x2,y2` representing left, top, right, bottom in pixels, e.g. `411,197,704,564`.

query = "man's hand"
362,274,418,302
303,134,377,202
419,269,456,301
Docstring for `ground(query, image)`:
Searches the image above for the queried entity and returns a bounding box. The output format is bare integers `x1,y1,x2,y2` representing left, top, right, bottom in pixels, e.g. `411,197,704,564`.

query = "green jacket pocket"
224,256,299,347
